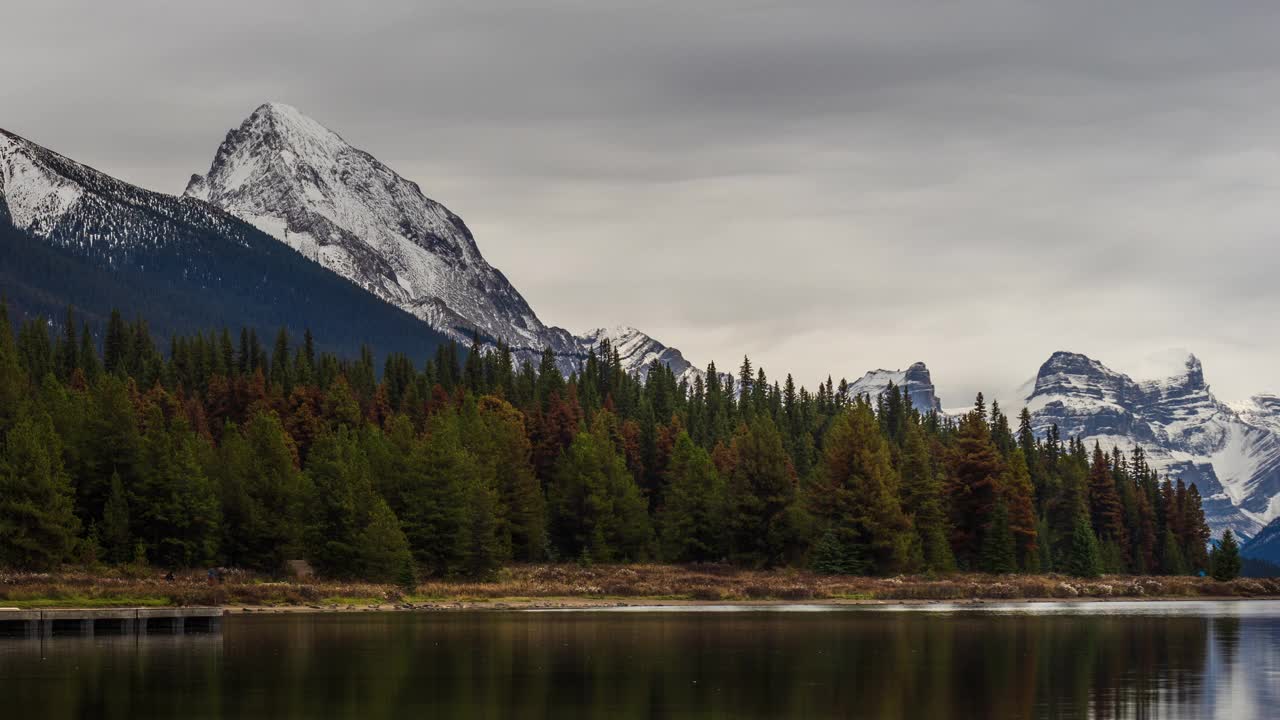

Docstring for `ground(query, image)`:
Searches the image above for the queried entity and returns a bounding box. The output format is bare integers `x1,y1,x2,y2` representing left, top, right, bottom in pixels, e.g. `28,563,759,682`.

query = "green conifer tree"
1065,511,1103,578
808,405,917,575
101,471,131,564
1209,529,1241,582
0,414,81,570
979,499,1017,574
659,432,726,562
726,417,802,567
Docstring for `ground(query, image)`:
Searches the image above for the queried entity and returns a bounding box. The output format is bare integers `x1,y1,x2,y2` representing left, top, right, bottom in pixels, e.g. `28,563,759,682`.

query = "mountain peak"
184,104,580,360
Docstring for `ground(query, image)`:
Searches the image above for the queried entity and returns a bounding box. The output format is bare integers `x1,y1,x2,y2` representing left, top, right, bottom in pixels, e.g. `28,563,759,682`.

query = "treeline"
0,304,1219,581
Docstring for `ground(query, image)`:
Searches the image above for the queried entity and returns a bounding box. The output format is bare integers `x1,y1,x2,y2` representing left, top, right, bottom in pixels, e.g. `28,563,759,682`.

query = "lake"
3,600,1278,719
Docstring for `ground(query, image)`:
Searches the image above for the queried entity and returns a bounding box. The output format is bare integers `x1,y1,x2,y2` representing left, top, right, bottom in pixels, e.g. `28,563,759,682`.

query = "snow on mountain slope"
846,362,943,414
0,127,452,361
0,133,83,233
185,103,699,382
185,102,579,356
1233,394,1280,436
1025,351,1280,538
1,128,268,267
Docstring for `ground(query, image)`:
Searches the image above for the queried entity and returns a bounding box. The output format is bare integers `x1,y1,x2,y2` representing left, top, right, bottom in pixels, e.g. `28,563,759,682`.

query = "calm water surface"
3,600,1279,719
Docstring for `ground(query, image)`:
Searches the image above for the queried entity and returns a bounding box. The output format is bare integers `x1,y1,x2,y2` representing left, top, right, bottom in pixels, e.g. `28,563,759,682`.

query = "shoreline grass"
2,565,1277,609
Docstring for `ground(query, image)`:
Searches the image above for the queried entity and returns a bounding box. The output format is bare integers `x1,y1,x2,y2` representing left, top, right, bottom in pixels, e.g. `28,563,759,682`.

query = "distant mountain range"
6,106,1280,541
1023,351,1280,539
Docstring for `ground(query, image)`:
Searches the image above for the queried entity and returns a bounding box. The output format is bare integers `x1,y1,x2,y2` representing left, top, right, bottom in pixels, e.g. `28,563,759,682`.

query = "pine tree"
807,404,917,575
810,528,864,575
1003,449,1039,570
945,411,1005,569
549,412,651,562
133,405,220,567
898,421,954,571
1065,511,1102,578
356,498,414,583
1181,483,1211,574
1159,527,1188,575
0,413,81,570
469,396,545,562
213,411,305,571
659,432,726,562
396,411,468,574
1087,445,1128,566
978,499,1017,574
1209,529,1241,582
726,417,802,567
101,471,131,564
303,428,381,577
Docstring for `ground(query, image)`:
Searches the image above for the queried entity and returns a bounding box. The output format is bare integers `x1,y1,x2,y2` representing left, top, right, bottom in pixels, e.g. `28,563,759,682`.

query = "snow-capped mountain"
0,127,451,359
1025,351,1280,538
577,326,703,386
184,103,579,355
846,362,943,414
185,102,699,381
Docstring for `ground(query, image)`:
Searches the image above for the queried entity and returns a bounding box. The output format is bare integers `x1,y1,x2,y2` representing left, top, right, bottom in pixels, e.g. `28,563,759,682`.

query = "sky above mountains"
7,1,1280,407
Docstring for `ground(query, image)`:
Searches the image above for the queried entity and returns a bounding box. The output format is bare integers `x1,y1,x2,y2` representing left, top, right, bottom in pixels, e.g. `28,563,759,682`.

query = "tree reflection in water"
1,602,1278,719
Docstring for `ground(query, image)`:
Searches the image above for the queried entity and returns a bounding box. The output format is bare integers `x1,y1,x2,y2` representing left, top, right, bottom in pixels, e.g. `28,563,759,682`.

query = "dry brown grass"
2,565,1277,608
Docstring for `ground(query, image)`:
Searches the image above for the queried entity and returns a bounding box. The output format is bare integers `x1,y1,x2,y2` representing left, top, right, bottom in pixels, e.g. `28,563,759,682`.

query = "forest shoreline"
3,565,1278,610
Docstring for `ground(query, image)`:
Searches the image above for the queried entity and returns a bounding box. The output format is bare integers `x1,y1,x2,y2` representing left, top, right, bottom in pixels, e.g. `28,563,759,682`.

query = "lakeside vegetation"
0,303,1244,588
3,565,1277,609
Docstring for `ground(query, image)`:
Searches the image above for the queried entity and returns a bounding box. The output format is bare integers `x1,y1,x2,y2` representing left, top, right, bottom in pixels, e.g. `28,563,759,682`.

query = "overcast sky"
7,1,1280,408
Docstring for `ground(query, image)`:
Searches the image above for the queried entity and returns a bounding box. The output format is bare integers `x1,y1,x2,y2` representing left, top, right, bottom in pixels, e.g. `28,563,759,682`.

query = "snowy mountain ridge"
1025,350,1280,538
0,127,454,362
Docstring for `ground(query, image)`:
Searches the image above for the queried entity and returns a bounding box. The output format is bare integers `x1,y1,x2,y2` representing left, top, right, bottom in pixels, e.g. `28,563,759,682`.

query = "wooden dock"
0,608,222,637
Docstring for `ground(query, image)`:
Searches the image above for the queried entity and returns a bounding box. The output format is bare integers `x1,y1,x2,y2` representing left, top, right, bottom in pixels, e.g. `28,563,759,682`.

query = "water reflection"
1,602,1277,719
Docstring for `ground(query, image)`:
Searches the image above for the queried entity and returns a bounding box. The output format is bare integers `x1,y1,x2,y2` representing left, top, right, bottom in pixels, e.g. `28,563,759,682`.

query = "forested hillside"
0,304,1215,581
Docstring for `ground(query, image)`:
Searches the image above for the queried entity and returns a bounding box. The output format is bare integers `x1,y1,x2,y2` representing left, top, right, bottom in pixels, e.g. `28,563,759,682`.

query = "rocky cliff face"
1026,351,1280,538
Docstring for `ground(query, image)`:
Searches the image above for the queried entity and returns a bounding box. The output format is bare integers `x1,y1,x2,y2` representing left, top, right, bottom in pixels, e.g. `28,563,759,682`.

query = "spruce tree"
101,471,131,564
1209,529,1241,582
356,498,414,583
1065,511,1103,578
1159,527,1187,575
469,396,545,562
808,404,917,575
0,413,81,570
979,499,1017,574
659,432,727,563
1087,445,1128,566
726,417,802,567
945,411,1005,569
